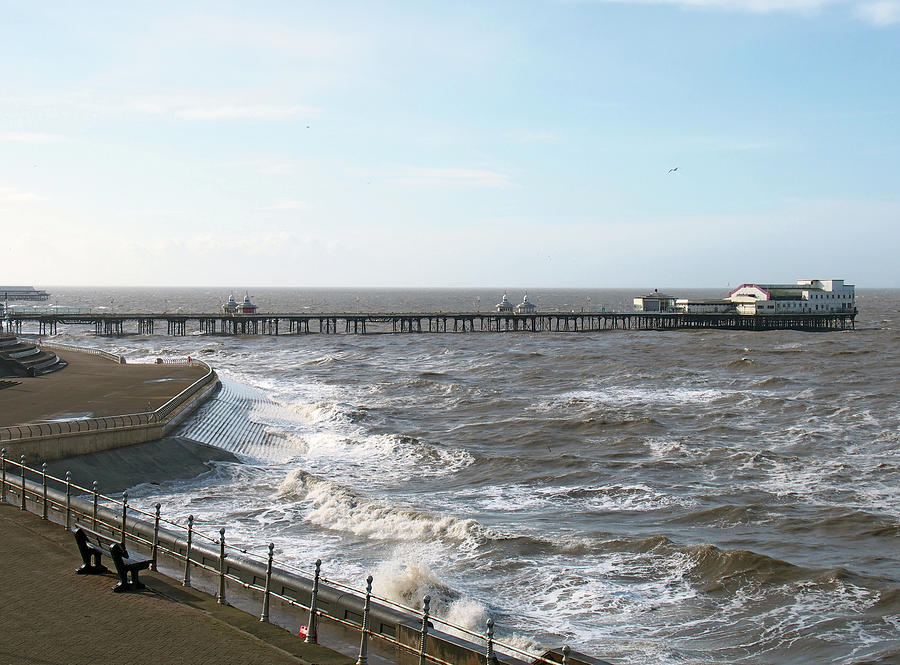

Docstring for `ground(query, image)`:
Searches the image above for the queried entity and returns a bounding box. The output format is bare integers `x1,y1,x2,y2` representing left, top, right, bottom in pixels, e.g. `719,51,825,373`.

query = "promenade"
0,349,204,426
0,501,353,665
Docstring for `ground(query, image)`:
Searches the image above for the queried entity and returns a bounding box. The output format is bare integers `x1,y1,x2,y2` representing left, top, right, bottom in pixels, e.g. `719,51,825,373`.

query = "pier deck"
2,310,856,336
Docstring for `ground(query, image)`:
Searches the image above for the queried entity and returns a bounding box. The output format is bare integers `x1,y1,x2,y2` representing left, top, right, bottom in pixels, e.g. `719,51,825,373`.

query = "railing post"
260,543,274,622
1,448,6,503
20,455,26,510
41,463,48,519
418,595,431,665
62,471,71,528
356,575,374,665
151,503,161,570
305,559,321,644
120,490,128,543
91,481,98,528
485,618,495,665
217,527,226,605
562,645,571,665
182,515,193,587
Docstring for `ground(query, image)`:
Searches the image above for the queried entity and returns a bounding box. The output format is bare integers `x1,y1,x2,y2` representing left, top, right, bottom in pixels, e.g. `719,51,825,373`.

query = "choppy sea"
27,287,900,664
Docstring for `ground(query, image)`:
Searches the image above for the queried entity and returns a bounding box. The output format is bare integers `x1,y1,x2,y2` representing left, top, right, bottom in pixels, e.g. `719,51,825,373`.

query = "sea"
25,287,900,665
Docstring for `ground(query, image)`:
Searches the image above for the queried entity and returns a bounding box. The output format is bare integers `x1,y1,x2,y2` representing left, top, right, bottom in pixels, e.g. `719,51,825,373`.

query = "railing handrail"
0,353,216,442
38,341,125,363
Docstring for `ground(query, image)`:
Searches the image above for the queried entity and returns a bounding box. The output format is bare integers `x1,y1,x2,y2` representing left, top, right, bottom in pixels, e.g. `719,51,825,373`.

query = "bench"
72,525,153,593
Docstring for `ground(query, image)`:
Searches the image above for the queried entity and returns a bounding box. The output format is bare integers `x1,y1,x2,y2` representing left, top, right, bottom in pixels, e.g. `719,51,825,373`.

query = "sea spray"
278,469,488,547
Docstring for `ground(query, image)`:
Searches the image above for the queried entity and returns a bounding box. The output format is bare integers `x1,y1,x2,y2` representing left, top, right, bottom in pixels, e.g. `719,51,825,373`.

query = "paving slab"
0,350,205,427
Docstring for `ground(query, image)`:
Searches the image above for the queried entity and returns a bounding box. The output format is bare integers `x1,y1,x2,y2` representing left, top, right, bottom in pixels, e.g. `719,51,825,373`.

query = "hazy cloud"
177,104,318,120
388,167,516,188
266,200,312,210
0,186,41,202
0,132,65,143
854,0,900,23
578,0,900,23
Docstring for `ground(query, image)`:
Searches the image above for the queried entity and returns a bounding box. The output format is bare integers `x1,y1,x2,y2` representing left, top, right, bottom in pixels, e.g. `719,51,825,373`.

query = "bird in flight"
667,167,678,174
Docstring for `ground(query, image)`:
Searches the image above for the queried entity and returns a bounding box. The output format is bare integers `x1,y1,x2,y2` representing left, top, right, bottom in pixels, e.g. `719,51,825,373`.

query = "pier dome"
222,293,239,314
496,293,514,313
516,292,536,314
241,293,257,314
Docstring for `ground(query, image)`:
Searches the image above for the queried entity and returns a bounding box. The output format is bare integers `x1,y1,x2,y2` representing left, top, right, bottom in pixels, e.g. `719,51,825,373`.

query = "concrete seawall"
1,348,220,462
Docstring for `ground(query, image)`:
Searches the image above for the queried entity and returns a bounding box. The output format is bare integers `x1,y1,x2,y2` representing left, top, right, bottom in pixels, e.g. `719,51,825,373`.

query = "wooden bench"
72,525,153,593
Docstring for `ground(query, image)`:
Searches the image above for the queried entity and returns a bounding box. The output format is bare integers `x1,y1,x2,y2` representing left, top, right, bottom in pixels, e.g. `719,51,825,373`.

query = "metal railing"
0,453,583,665
0,358,217,442
38,341,126,364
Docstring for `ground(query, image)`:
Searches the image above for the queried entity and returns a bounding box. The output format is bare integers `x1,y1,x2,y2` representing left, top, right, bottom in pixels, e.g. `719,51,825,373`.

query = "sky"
1,0,898,288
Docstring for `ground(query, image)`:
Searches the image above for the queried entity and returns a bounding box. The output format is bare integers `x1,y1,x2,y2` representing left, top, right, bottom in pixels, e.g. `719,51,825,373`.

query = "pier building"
675,299,734,314
222,292,258,315
727,279,855,315
496,292,515,313
222,293,239,314
633,290,678,312
0,286,50,302
516,292,537,314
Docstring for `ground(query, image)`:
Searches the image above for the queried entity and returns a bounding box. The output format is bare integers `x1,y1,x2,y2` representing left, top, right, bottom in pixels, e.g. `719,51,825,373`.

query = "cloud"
854,0,900,23
505,130,561,143
0,93,320,122
387,167,516,188
0,186,41,202
266,200,312,210
575,0,900,23
0,132,64,143
176,104,318,120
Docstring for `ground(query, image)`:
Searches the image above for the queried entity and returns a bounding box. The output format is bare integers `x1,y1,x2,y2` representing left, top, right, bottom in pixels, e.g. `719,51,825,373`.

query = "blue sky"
1,0,898,287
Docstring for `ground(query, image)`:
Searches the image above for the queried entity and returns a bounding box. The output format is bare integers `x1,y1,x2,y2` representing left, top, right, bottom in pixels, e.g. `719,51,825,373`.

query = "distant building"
0,286,50,302
222,293,239,314
633,290,677,312
222,292,258,315
496,293,515,313
727,279,855,315
516,292,537,314
675,299,735,314
240,293,257,314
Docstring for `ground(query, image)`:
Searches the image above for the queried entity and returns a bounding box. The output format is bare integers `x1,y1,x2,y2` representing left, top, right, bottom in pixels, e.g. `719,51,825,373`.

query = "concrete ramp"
177,378,298,462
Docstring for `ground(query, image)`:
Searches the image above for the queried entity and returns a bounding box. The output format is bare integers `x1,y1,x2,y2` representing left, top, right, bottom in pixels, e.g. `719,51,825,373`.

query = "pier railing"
0,454,598,665
0,358,217,443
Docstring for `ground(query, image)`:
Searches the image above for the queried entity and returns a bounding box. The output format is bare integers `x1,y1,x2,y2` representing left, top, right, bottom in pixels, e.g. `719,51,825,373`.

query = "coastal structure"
727,279,855,315
0,286,50,302
222,292,258,315
222,293,239,314
1,280,857,336
633,290,678,312
516,292,537,314
0,334,65,376
496,292,515,313
674,299,734,314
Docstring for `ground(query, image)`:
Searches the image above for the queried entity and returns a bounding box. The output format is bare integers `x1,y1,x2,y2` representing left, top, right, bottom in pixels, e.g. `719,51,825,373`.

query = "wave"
684,544,805,593
751,376,793,388
668,503,771,527
278,469,490,548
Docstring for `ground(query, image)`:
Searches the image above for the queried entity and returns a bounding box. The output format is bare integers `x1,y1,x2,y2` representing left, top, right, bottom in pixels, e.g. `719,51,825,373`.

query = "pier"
1,310,856,336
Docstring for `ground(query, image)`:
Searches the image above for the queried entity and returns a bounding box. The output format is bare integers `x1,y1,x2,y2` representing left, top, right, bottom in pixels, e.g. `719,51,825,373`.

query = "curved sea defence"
0,347,218,461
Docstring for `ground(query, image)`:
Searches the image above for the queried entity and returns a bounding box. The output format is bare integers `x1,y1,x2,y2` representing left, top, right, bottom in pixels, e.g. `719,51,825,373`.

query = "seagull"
667,167,678,174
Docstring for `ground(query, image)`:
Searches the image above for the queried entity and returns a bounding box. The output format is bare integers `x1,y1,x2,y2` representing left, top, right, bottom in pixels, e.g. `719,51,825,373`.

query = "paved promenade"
0,501,354,665
0,350,204,426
